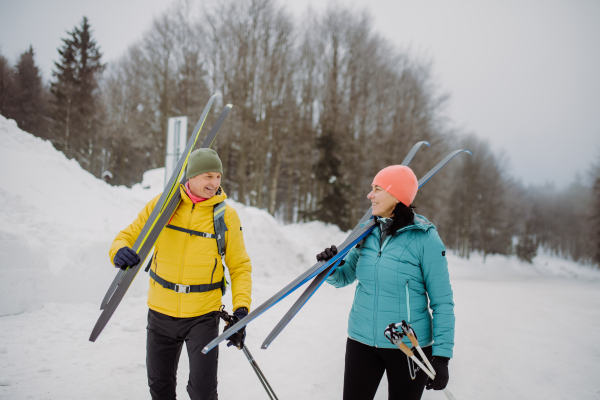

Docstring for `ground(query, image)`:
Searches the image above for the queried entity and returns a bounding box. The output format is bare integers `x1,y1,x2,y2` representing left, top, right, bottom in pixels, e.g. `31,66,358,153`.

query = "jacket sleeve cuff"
432,347,453,359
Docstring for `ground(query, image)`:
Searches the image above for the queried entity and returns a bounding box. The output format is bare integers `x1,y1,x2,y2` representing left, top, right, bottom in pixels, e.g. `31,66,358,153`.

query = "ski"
90,100,232,342
201,141,430,354
260,141,433,349
100,94,220,310
416,149,473,187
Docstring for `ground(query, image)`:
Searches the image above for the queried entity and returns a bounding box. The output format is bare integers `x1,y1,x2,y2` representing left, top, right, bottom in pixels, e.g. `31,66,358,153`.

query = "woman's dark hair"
390,202,415,235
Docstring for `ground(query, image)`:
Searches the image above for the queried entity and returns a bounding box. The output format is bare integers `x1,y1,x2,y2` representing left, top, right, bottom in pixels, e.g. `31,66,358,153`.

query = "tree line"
1,0,598,266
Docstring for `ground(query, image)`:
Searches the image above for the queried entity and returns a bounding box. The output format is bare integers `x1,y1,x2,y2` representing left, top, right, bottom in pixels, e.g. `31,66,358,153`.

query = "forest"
0,0,598,265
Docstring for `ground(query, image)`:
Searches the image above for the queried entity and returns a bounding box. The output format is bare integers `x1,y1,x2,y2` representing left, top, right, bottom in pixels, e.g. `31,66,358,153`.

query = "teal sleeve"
421,231,455,358
325,246,359,288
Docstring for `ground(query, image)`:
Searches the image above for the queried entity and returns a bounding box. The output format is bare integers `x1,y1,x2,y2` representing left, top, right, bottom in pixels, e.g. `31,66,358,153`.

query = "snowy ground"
1,115,600,399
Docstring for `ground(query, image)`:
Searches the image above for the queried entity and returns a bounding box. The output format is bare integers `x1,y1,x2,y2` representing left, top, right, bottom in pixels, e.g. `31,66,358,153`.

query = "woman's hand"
426,356,449,390
316,245,338,262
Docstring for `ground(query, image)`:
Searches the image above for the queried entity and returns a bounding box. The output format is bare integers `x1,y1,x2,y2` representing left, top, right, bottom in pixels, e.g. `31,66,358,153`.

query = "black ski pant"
343,338,432,400
146,309,220,400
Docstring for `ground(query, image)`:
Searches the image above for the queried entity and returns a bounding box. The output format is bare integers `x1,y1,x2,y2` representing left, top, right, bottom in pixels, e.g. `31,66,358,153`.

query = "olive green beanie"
186,148,223,179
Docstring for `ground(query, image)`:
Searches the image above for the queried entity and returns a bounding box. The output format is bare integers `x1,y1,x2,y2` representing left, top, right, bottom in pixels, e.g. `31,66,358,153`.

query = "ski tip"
225,103,233,108
260,344,268,350
422,141,431,147
202,346,210,354
210,93,220,99
465,149,473,155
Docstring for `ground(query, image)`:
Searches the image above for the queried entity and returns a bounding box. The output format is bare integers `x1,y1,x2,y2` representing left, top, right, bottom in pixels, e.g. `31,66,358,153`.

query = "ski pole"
242,346,279,400
384,323,458,400
219,307,279,400
399,321,436,377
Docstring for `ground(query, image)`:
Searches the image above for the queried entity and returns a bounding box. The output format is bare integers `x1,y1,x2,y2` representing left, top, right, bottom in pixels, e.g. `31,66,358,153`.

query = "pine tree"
312,131,351,230
516,218,537,264
591,165,600,265
0,53,14,117
10,46,46,136
50,17,105,172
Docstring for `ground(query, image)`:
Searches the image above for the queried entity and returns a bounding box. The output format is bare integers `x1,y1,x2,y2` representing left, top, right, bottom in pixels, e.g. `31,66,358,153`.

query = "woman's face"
367,185,398,218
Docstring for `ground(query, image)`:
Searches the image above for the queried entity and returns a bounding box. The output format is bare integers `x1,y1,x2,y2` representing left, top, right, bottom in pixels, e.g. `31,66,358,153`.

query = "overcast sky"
1,0,599,187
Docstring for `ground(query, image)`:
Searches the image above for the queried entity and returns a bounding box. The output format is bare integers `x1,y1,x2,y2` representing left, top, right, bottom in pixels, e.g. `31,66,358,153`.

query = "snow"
1,114,600,399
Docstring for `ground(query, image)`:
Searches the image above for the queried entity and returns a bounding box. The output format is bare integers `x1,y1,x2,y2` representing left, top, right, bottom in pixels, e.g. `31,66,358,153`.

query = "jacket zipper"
405,280,411,324
152,251,159,285
210,258,218,284
177,203,195,316
373,234,391,347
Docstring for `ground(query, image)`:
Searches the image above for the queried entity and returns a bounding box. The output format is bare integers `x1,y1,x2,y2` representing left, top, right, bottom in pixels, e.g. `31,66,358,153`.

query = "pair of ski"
384,321,457,400
90,94,232,342
202,142,472,354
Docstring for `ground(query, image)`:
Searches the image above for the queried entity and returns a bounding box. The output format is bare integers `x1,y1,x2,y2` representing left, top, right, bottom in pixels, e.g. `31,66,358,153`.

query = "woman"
317,165,454,400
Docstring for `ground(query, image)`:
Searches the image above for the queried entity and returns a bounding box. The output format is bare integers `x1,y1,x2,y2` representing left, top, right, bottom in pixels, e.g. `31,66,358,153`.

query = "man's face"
188,172,222,199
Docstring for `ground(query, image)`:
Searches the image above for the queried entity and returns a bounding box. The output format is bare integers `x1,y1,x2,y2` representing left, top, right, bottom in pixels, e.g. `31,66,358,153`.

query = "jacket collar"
179,184,227,207
361,213,434,235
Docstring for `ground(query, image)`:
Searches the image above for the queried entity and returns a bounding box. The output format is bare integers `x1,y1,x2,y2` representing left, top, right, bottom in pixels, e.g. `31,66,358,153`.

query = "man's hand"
316,245,338,262
113,247,141,270
426,356,449,390
226,307,248,348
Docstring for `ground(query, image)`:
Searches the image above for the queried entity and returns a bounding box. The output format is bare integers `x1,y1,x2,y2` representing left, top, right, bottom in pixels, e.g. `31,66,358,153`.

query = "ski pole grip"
396,342,414,357
406,332,419,347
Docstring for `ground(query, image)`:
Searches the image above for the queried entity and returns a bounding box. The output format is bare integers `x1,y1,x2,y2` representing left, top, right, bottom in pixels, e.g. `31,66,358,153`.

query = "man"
109,148,252,400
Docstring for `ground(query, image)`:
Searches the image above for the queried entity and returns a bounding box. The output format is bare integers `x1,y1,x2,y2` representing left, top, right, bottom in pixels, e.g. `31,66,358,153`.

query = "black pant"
147,309,220,400
343,338,432,400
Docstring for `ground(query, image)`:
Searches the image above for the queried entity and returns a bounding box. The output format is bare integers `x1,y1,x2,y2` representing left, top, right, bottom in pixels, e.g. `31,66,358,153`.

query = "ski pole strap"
149,269,223,294
166,224,218,239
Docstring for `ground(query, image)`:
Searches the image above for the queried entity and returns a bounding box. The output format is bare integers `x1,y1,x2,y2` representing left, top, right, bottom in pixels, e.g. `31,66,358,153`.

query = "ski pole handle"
406,331,419,347
396,341,414,357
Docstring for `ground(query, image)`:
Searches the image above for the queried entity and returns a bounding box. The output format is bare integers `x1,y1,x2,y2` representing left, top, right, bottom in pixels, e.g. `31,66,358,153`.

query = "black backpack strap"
149,269,223,294
213,202,228,257
165,224,217,239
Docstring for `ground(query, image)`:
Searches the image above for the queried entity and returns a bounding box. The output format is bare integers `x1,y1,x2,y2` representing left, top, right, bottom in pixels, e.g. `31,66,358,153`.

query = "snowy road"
1,263,600,400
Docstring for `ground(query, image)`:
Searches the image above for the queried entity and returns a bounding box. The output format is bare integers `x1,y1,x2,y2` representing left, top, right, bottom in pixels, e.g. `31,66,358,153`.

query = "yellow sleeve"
108,195,160,266
224,206,253,311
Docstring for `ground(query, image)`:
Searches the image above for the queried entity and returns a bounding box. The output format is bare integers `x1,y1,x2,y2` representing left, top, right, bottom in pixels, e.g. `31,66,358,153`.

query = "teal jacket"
326,214,455,358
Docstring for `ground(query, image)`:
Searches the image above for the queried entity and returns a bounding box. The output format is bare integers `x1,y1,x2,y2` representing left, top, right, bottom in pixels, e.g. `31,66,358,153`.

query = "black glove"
426,356,450,390
226,307,248,348
113,247,141,270
316,245,338,262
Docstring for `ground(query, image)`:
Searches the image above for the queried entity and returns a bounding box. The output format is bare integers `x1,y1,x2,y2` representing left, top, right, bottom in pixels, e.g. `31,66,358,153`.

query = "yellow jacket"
109,186,252,318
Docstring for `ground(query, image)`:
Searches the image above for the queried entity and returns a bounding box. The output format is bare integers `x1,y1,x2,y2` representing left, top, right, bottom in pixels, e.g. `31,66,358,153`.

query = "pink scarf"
185,182,207,204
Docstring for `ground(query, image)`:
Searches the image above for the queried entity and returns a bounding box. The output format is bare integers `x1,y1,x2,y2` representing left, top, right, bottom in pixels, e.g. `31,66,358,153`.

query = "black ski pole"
242,346,279,400
219,307,279,400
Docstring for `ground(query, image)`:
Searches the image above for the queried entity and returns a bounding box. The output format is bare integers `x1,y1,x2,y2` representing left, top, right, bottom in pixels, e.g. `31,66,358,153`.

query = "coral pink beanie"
372,165,418,207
